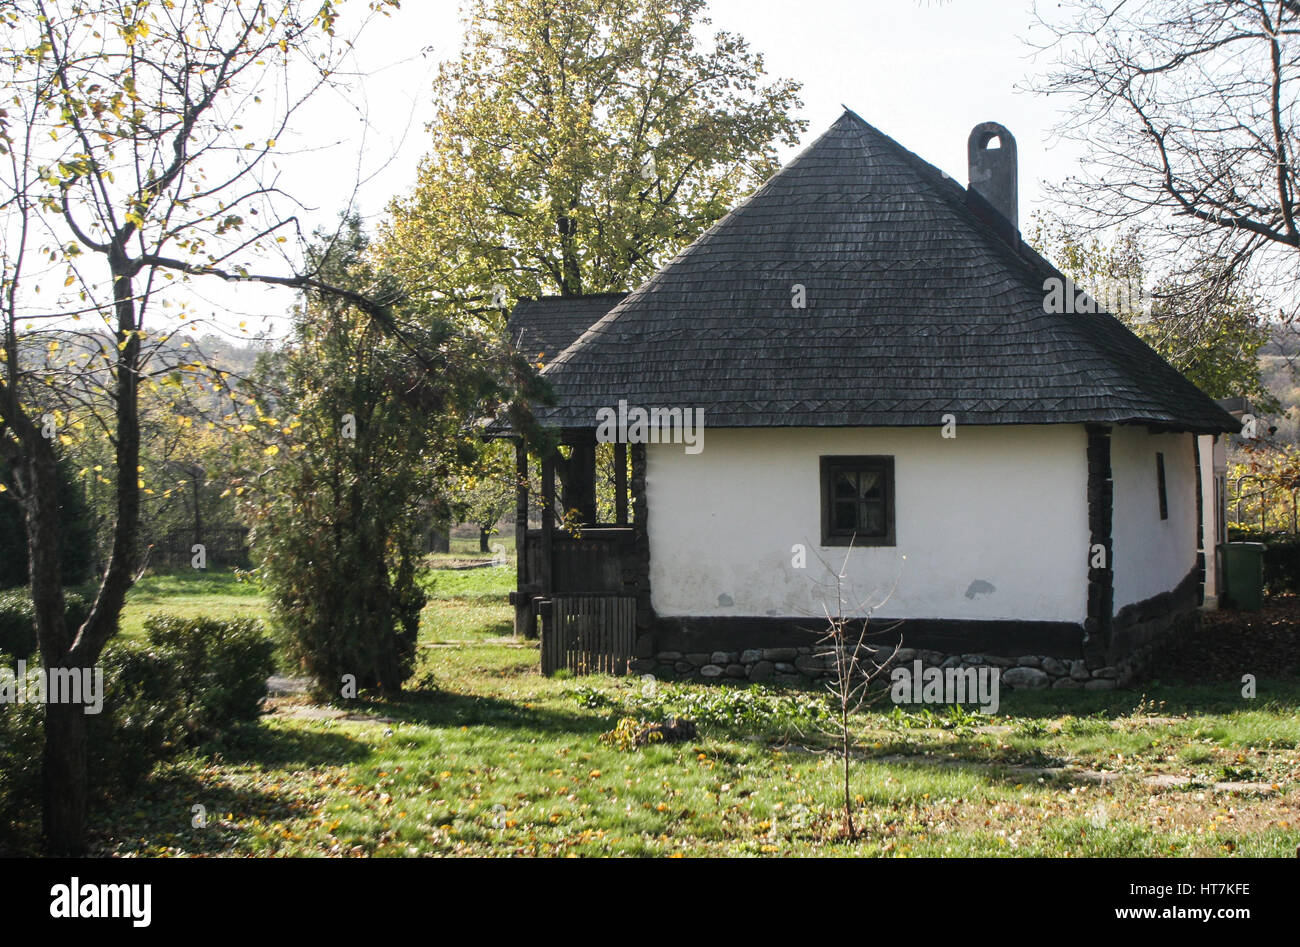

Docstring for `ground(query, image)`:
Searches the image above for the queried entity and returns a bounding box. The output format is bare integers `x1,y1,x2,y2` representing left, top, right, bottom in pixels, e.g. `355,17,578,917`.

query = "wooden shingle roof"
509,293,627,367
522,110,1239,434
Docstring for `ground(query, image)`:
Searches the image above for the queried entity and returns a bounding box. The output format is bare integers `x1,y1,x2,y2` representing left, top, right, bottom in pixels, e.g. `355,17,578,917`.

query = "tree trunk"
192,472,203,553
479,527,490,553
32,256,143,854
21,438,79,852
41,700,88,856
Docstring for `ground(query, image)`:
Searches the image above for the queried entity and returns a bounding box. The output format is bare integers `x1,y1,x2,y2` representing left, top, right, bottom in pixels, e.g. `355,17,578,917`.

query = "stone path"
263,676,396,724
868,754,1278,794
266,675,312,696
974,715,1188,736
270,704,397,724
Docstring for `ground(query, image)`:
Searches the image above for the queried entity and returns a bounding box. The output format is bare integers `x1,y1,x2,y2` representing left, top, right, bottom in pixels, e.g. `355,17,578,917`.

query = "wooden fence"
540,595,636,676
150,526,251,569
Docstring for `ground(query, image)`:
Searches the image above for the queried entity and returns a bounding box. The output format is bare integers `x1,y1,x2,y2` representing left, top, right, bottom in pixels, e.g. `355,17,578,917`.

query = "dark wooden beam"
540,452,555,601
648,615,1087,659
1193,433,1205,607
513,439,532,637
629,443,653,644
1085,424,1114,668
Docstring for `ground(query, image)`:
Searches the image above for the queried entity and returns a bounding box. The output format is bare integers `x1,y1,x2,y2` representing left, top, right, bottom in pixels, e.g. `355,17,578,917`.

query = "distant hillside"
13,329,276,426
1257,324,1300,444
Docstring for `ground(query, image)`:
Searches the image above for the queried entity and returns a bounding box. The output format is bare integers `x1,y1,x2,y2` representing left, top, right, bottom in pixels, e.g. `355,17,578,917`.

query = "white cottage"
505,111,1239,689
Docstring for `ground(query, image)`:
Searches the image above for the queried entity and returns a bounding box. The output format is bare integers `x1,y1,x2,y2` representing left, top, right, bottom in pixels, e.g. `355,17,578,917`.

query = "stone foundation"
631,647,1126,690
629,604,1199,692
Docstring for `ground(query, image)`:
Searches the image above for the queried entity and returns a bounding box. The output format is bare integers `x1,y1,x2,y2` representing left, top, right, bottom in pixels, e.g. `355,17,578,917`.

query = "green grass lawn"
420,533,516,568
91,566,1300,857
120,569,266,639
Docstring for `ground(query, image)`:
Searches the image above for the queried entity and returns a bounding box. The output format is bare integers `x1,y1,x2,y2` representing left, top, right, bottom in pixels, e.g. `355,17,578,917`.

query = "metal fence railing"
1229,474,1300,535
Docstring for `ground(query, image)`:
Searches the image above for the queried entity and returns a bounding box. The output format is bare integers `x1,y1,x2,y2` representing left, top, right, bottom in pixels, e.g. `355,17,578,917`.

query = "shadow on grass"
4,721,359,857
328,687,610,737
991,678,1300,718
87,721,374,855
207,718,375,767
88,766,306,857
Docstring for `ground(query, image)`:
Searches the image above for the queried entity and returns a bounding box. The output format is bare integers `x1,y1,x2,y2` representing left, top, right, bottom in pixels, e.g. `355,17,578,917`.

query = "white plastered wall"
645,425,1089,623
1110,427,1200,610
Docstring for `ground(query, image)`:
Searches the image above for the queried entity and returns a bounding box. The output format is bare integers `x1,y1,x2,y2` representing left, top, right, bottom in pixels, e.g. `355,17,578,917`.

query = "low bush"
143,615,276,740
0,652,45,843
0,640,181,850
1226,529,1300,595
0,616,274,849
601,716,698,751
1261,536,1300,595
88,642,186,793
0,589,93,660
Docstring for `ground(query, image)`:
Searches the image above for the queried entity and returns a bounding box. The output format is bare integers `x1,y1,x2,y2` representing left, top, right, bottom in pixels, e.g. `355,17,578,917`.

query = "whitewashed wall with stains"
1110,427,1200,611
644,425,1092,622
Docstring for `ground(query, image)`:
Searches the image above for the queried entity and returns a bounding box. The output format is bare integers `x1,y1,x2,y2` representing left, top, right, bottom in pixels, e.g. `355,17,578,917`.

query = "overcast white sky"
206,0,1082,337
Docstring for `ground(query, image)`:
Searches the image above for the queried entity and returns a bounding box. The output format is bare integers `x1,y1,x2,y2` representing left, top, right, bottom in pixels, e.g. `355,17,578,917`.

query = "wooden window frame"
819,455,896,547
1156,452,1169,521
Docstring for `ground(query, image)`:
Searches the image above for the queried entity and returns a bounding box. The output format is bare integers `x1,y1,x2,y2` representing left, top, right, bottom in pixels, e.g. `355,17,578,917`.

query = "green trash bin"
1221,542,1265,611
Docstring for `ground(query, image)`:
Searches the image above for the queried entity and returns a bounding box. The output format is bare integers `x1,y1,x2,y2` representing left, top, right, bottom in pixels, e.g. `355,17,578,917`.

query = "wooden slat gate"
540,596,636,676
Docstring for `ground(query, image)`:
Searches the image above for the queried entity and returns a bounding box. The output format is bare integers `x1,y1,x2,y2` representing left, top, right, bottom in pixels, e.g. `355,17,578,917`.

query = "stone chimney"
967,122,1018,236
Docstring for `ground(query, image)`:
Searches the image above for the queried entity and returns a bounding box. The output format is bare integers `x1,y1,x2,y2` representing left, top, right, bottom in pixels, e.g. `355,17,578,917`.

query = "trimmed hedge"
143,615,276,739
0,615,275,849
1261,537,1300,595
0,656,44,841
0,589,93,660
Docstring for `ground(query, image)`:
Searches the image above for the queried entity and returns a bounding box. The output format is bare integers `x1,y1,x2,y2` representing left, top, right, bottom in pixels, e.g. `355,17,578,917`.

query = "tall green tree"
380,0,805,323
0,0,398,854
1147,258,1277,410
447,439,517,553
248,218,518,697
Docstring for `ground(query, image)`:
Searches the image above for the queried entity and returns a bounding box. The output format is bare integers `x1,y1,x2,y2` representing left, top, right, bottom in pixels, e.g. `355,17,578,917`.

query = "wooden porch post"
1084,424,1113,668
514,439,531,637
630,442,651,631
540,451,555,601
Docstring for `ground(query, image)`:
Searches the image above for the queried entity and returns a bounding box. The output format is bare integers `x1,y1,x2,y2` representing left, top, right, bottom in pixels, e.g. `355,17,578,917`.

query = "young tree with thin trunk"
0,0,398,855
809,543,901,841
